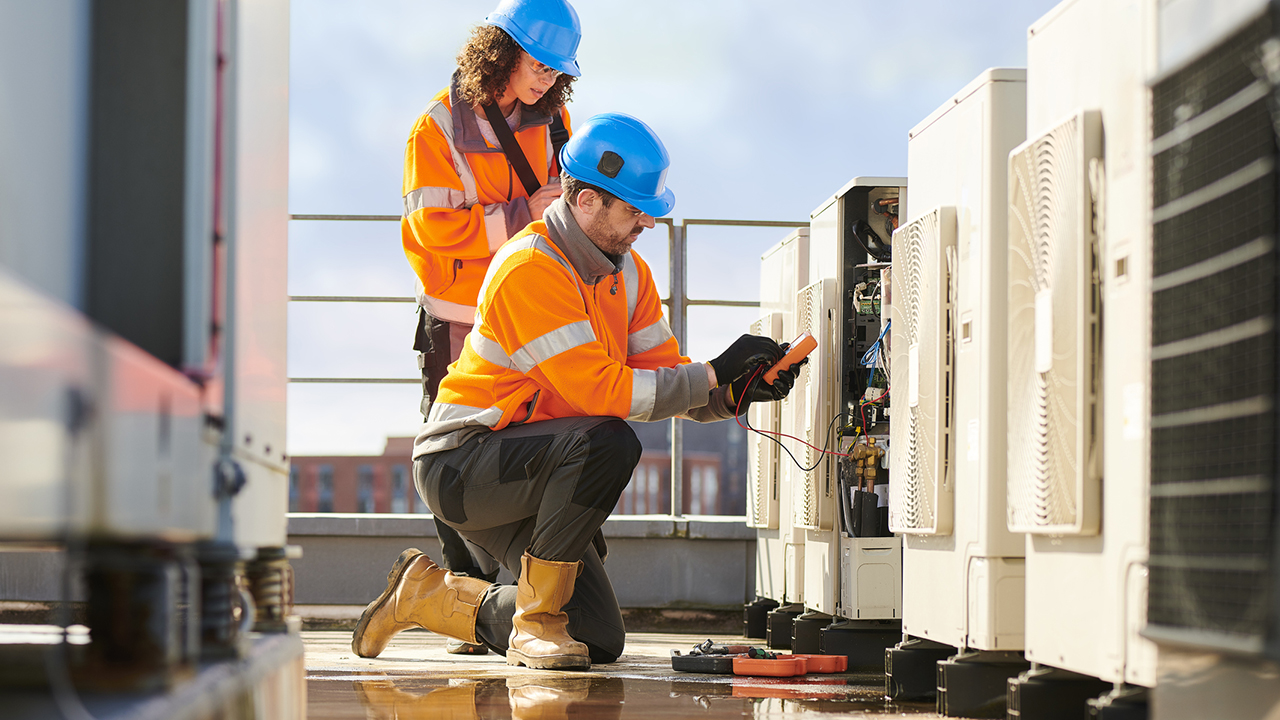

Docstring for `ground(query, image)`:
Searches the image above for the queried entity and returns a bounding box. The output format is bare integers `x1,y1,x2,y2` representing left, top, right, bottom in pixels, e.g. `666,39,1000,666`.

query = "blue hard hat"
559,113,676,217
485,0,582,77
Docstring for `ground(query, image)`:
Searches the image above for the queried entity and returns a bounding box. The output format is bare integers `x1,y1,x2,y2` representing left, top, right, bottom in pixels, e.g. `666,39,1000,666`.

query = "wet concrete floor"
304,630,943,719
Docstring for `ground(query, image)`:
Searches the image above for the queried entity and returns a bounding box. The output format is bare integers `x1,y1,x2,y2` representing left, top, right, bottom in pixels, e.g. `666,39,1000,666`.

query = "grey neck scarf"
542,198,623,286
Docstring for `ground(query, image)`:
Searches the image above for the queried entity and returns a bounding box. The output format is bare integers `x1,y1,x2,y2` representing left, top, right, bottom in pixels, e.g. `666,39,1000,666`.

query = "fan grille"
1005,111,1101,534
889,207,954,534
795,281,833,530
1147,8,1278,650
747,315,779,529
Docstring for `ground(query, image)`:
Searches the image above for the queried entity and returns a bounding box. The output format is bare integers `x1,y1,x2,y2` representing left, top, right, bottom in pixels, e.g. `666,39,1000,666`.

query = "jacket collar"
543,198,623,286
449,70,555,154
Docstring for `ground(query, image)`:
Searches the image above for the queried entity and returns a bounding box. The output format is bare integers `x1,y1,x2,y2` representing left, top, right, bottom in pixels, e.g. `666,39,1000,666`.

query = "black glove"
710,334,783,385
730,361,801,410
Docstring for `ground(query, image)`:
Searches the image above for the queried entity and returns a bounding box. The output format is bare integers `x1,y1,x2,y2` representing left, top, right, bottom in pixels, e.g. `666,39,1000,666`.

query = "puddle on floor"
306,671,941,719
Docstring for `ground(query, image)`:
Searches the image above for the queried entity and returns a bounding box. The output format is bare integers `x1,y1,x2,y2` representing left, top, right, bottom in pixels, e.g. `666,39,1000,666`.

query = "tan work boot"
355,678,514,720
355,679,482,720
351,548,492,658
506,552,591,670
507,677,592,720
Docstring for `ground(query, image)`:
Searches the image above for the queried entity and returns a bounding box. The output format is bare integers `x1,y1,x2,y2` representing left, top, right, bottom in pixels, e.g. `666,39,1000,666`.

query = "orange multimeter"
762,332,816,384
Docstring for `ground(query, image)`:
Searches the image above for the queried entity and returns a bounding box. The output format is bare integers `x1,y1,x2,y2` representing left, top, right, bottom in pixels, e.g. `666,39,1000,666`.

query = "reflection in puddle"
347,676,623,720
311,672,939,719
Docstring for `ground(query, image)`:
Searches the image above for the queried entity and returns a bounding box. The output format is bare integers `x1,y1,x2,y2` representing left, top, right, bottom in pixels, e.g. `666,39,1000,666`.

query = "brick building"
289,437,422,514
289,422,746,515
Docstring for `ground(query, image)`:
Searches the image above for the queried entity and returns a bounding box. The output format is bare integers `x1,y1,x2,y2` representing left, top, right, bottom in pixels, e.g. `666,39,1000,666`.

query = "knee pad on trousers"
573,420,643,512
594,418,642,468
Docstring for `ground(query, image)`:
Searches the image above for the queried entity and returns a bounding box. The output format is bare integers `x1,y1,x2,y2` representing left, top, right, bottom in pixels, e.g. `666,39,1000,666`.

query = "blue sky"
286,0,1062,456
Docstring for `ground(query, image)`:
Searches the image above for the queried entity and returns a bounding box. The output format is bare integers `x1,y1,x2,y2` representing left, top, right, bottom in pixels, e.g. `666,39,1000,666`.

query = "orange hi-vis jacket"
413,199,736,458
401,73,572,324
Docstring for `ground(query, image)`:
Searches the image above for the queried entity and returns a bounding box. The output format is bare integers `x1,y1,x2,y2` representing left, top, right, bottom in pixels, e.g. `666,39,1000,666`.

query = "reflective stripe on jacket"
413,200,735,457
401,74,571,323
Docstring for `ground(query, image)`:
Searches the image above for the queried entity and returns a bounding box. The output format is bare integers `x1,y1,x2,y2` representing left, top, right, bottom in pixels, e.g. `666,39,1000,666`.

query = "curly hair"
455,25,575,116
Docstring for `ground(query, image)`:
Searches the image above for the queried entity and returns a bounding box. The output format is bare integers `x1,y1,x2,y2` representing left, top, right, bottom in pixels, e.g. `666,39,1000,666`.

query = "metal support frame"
287,214,805,519
666,219,685,518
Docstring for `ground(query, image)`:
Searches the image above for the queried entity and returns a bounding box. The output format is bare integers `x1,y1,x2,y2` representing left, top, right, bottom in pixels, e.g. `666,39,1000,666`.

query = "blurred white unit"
224,0,291,550
0,2,302,712
0,267,208,539
747,312,784,530
0,1,224,542
0,267,92,535
1006,109,1103,536
0,0,290,550
0,3,89,307
1021,0,1158,687
898,69,1027,651
754,229,810,603
889,206,956,536
795,278,839,613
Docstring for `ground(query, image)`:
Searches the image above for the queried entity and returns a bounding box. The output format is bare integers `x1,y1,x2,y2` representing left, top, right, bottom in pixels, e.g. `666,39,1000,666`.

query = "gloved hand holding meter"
710,332,816,408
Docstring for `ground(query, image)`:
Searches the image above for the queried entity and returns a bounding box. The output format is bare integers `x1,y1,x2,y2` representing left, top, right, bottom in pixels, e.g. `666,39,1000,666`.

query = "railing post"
669,221,686,518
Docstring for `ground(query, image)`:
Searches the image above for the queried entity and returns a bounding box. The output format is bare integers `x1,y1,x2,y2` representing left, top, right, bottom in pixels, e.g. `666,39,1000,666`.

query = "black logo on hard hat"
597,151,624,179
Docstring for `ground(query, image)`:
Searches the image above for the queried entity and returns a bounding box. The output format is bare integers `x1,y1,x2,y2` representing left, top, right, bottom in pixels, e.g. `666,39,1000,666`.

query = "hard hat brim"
628,187,675,218
484,11,582,77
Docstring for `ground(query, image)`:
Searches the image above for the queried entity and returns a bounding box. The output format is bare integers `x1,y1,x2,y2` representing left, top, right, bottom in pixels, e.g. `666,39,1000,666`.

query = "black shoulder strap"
483,103,542,197
549,113,570,172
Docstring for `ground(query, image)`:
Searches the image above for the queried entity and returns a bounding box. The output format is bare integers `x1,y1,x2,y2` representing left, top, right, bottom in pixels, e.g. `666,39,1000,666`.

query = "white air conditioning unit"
0,267,210,539
1017,0,1159,688
794,278,838,532
0,5,297,680
897,68,1027,652
747,312,784,530
1142,7,1280,717
805,177,907,619
1006,109,1103,536
755,229,810,604
795,278,841,613
889,207,956,536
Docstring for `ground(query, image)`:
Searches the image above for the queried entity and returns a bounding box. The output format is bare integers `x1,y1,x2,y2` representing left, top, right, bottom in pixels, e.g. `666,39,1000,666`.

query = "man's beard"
586,214,638,255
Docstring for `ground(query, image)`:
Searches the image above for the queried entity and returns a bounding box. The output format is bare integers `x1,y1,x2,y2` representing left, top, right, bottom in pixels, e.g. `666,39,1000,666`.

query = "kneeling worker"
352,112,801,670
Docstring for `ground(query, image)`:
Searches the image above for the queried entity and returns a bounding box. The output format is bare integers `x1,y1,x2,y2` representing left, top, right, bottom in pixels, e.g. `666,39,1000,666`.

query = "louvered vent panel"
794,279,836,530
888,207,956,535
747,313,782,529
1006,110,1103,535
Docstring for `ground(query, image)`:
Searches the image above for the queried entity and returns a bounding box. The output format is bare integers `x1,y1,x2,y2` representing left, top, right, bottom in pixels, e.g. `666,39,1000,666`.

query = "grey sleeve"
634,361,710,423
685,385,739,423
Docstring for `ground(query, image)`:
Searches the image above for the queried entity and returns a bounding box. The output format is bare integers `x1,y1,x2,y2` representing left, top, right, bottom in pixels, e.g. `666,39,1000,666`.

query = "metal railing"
288,213,807,517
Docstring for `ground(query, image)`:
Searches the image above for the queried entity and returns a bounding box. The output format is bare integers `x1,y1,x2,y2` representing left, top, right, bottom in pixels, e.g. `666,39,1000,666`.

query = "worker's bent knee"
571,420,641,512
584,418,641,472
588,641,623,664
580,621,625,664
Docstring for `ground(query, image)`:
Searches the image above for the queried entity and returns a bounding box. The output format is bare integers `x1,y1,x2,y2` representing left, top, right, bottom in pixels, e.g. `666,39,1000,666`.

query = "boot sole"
351,547,424,657
506,649,591,670
446,641,490,656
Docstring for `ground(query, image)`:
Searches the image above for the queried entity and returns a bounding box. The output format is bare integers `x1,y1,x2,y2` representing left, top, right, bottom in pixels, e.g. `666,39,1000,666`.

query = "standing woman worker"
399,0,581,653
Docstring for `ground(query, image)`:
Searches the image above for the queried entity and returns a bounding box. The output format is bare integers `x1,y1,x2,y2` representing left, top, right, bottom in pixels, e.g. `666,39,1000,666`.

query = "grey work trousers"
414,415,642,663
